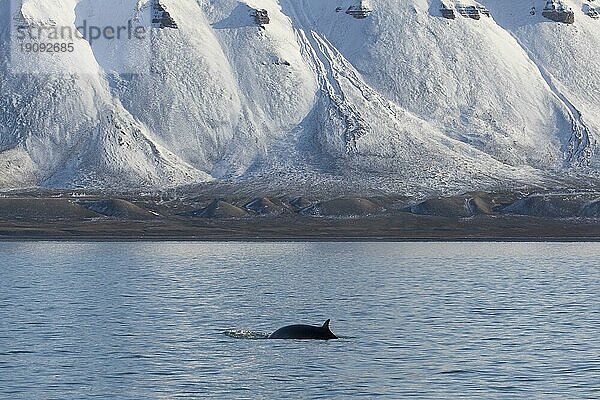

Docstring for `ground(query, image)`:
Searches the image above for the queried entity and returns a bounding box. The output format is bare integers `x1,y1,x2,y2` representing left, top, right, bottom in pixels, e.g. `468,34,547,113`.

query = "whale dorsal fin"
322,319,331,330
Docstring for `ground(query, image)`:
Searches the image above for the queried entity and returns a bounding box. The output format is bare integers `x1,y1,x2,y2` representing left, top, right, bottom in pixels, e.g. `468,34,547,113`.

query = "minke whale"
269,319,338,340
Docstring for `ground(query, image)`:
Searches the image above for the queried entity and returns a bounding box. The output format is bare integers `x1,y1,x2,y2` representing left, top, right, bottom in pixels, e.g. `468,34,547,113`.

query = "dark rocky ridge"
181,199,248,218
301,197,382,217
78,199,158,220
0,198,101,221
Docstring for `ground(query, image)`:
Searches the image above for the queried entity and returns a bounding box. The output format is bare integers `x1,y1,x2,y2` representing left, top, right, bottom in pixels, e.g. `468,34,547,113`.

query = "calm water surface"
0,242,599,399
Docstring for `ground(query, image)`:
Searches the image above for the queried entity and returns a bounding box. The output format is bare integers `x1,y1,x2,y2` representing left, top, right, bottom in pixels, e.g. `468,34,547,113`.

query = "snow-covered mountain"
0,0,599,195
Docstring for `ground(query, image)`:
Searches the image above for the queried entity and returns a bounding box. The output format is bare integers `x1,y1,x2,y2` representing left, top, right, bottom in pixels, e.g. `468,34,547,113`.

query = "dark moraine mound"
78,199,158,220
301,197,382,217
0,198,101,221
290,196,318,211
187,199,248,218
244,197,290,215
500,195,586,218
404,196,473,218
581,199,600,218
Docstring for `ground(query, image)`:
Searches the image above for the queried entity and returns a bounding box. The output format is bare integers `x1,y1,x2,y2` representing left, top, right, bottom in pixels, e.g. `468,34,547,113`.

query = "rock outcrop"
542,0,575,24
253,9,270,28
152,0,178,29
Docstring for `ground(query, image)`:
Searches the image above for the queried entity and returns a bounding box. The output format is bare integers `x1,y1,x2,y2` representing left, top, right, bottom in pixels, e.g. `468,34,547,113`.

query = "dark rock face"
542,9,575,23
152,0,178,29
440,3,491,20
584,4,599,19
346,2,372,19
440,4,456,19
542,0,575,24
477,5,491,17
253,9,270,27
346,7,371,19
457,5,481,19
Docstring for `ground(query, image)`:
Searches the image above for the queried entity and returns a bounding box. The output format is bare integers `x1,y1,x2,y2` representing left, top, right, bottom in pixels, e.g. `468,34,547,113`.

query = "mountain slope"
0,0,598,194
486,0,600,167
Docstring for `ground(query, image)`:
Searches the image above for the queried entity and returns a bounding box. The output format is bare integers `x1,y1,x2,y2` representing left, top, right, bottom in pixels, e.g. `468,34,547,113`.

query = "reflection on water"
0,242,599,399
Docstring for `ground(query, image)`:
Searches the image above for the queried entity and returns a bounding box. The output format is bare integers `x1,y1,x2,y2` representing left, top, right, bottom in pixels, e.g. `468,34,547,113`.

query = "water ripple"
0,241,599,399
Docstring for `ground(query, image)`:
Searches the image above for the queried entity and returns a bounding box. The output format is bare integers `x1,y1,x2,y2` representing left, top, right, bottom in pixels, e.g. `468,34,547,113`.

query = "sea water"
0,242,598,399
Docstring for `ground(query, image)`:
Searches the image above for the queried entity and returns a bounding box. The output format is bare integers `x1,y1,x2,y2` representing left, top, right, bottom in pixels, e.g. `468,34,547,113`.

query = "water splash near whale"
223,329,270,340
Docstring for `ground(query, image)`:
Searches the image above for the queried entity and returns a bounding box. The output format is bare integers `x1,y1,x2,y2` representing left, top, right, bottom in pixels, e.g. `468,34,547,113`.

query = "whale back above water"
269,319,338,340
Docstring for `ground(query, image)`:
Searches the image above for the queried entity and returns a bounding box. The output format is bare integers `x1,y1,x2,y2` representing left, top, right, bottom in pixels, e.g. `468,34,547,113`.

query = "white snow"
0,0,599,194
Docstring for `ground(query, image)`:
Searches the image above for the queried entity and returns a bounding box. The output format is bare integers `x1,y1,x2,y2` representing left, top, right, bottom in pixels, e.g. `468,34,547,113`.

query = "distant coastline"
1,190,599,241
